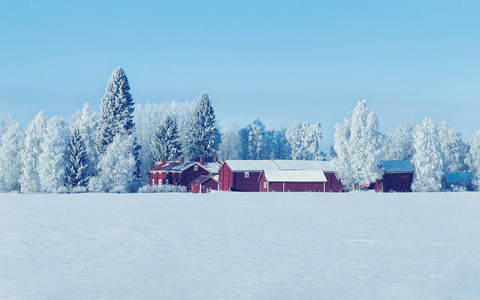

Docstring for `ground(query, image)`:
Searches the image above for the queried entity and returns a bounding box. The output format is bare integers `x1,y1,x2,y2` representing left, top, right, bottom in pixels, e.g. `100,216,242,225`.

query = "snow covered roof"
224,160,335,172
380,160,414,173
149,161,207,173
263,170,327,182
190,175,219,185
272,160,335,172
445,172,473,185
225,160,277,172
204,162,222,174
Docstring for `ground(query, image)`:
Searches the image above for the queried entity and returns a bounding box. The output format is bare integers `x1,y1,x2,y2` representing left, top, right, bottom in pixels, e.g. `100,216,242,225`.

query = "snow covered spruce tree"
438,121,467,174
332,100,383,191
184,92,221,161
151,115,181,162
0,124,24,192
38,116,69,193
0,112,13,147
20,111,47,193
286,121,325,160
96,67,141,189
466,130,480,190
97,134,137,193
411,117,444,192
70,103,98,176
65,128,90,192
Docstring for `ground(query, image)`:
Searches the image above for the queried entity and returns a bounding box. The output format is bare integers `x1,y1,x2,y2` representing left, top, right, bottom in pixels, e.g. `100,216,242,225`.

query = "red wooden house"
191,175,220,193
219,160,344,192
371,160,414,192
149,157,210,192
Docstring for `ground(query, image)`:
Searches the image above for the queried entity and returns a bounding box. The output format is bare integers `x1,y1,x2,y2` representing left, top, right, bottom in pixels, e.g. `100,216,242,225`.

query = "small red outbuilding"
191,175,220,193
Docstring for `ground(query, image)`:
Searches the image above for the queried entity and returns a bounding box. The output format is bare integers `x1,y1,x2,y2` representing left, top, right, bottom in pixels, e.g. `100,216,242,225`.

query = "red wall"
179,165,209,191
381,173,413,192
219,163,234,191
324,172,344,192
233,171,262,192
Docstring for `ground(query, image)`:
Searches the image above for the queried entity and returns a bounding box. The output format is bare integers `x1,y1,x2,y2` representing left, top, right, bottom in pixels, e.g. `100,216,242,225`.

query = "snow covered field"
1,192,480,299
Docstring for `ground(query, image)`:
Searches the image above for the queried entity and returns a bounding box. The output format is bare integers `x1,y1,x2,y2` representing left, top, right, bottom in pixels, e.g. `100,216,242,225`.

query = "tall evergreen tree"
151,115,181,162
184,92,221,161
20,111,46,194
71,103,98,176
411,117,444,192
96,67,136,154
66,128,90,190
96,67,140,180
333,100,383,191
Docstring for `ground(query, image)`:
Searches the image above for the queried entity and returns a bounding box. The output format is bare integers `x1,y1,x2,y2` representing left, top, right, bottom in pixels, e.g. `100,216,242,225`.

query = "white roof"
264,170,327,182
272,160,335,172
224,160,335,172
225,160,277,172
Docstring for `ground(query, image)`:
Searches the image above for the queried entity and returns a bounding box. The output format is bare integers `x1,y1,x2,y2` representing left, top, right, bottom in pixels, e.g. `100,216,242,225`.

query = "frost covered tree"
151,115,181,162
466,130,480,190
38,116,69,193
411,117,444,192
96,67,140,181
437,121,467,173
332,100,383,191
381,119,416,161
286,121,325,160
184,92,221,161
0,112,13,147
134,100,194,183
218,122,240,160
271,126,291,159
97,134,137,193
65,128,90,191
20,111,47,193
70,103,98,176
0,124,24,192
238,119,271,160
96,67,136,154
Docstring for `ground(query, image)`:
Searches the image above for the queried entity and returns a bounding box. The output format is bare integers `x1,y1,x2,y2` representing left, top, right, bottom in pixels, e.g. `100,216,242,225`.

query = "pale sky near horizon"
1,0,479,150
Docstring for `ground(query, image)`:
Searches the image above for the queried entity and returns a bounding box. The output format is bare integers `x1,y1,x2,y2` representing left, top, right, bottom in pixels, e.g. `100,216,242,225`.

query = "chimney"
200,156,205,164
161,158,167,166
179,156,185,164
213,156,218,162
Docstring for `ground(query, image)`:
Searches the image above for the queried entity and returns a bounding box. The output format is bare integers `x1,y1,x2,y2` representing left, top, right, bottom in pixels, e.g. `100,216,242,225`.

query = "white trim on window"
245,172,249,178
194,165,198,171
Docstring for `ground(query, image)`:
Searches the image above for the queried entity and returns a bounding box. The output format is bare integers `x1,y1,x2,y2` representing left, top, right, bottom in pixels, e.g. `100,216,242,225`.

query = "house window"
245,172,249,178
194,165,198,171
166,179,169,185
152,179,155,185
263,182,267,189
159,179,162,185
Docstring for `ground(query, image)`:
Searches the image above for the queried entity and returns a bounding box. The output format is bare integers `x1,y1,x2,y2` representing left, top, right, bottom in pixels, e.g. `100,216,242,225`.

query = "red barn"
149,157,210,192
373,160,414,192
191,175,220,193
259,170,327,192
219,160,344,192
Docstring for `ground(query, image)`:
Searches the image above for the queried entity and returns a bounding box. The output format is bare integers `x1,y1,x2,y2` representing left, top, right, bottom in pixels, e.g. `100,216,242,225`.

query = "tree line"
0,67,326,193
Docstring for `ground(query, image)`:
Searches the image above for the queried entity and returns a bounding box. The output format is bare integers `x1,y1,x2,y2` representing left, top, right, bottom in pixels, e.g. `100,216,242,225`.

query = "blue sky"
1,0,479,150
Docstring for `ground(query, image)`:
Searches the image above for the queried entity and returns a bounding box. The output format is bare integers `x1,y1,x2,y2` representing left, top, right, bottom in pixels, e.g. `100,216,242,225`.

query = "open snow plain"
1,192,480,299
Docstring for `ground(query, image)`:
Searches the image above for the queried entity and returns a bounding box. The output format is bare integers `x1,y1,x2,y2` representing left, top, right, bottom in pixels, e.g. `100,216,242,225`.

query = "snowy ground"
1,192,480,299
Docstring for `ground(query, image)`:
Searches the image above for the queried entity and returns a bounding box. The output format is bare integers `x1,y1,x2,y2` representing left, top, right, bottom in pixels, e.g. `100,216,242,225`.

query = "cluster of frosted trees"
0,68,221,194
333,100,480,192
218,119,326,161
